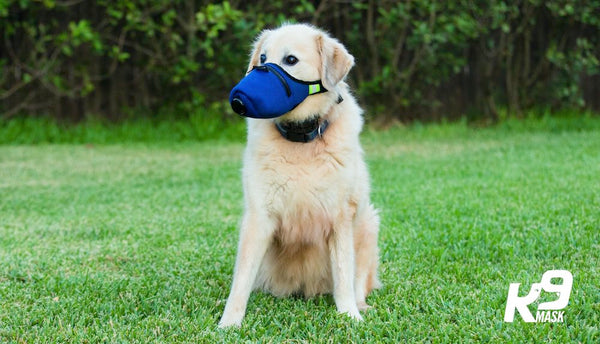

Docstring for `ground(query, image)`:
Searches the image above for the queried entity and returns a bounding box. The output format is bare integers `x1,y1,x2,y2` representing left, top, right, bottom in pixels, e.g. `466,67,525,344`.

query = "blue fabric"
229,63,326,119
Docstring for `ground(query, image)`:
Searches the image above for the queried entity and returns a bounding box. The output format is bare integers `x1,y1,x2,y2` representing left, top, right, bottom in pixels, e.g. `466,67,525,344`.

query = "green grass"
1,118,599,342
2,108,599,145
0,112,247,144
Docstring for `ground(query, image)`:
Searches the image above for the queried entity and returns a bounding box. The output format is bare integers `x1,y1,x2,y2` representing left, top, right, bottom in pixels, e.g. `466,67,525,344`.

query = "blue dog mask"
229,63,327,118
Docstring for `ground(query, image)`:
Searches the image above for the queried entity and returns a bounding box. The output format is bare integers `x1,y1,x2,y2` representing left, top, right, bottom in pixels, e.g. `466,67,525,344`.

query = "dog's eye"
284,55,298,66
260,54,266,64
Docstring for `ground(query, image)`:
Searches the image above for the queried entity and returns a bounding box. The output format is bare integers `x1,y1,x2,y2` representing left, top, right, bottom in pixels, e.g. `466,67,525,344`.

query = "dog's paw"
346,310,364,321
339,306,363,321
357,301,373,311
337,300,363,321
218,315,243,329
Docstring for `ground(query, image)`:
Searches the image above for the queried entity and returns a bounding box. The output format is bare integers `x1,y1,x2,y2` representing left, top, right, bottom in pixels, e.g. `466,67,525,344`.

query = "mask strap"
252,63,328,97
308,82,327,95
262,64,292,97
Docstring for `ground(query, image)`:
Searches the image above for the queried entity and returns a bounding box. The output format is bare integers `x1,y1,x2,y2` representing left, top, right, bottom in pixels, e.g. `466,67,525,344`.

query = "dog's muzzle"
229,63,327,119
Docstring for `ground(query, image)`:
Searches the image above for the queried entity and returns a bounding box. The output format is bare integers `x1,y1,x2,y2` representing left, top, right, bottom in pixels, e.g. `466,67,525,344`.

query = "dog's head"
230,23,354,122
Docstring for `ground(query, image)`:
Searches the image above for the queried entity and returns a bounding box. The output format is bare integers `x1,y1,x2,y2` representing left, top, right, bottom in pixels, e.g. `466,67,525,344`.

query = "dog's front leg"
329,215,362,321
219,212,274,328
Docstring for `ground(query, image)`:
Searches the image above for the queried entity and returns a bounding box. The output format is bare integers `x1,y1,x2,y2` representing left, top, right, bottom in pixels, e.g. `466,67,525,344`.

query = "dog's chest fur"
254,137,356,246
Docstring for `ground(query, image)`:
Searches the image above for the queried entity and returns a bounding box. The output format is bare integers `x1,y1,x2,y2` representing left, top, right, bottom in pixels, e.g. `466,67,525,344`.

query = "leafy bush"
1,0,599,123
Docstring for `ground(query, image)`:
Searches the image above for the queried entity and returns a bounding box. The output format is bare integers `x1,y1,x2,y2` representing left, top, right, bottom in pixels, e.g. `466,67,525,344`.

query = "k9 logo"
504,270,573,323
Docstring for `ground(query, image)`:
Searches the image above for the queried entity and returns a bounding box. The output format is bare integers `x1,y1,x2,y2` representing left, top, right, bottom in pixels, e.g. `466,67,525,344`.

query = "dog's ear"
247,29,271,73
317,34,354,90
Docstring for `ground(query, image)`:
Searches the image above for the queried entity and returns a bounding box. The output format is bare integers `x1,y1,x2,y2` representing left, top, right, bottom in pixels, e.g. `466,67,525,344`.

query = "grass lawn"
1,119,599,342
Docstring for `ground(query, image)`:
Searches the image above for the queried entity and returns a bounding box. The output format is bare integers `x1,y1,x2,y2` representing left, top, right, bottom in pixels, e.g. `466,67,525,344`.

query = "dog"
218,23,380,328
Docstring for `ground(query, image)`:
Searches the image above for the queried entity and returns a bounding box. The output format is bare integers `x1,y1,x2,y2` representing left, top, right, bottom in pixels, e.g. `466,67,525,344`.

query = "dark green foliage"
1,0,599,122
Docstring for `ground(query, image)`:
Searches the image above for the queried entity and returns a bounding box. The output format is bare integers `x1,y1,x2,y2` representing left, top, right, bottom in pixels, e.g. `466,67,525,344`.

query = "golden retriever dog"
218,23,380,328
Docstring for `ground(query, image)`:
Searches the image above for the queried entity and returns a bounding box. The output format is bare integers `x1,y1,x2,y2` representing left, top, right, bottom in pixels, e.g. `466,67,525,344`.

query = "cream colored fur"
218,23,380,328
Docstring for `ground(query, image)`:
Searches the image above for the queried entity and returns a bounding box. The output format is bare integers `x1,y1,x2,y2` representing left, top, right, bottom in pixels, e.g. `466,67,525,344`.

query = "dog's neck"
274,95,342,143
275,116,328,143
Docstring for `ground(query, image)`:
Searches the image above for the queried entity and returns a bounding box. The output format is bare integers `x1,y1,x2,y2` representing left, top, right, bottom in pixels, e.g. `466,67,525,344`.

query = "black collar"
274,95,342,143
275,117,329,143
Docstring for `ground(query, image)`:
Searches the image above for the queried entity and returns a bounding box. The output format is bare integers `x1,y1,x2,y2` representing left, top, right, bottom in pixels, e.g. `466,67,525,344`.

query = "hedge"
1,0,599,122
